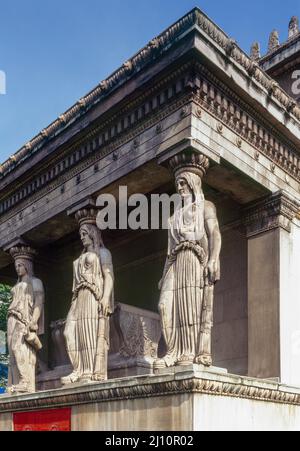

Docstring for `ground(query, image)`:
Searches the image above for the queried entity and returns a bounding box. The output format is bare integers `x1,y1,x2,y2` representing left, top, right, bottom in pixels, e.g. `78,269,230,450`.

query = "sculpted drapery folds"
62,208,114,384
156,152,221,368
7,246,44,394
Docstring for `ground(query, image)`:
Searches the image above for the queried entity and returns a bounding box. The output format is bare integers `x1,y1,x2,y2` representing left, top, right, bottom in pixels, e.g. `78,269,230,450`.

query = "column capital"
67,197,96,217
3,237,37,258
9,244,37,262
156,138,220,167
243,191,300,237
168,150,210,180
67,197,99,227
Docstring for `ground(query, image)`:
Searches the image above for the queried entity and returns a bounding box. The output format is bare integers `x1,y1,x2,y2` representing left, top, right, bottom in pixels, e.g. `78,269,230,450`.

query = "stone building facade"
1,8,300,430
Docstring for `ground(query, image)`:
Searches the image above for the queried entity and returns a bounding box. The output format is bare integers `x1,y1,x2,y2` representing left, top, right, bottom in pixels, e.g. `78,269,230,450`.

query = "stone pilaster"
243,191,300,384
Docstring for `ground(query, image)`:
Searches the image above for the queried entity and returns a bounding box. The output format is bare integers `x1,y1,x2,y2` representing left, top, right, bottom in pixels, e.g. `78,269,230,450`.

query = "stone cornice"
243,191,300,236
1,8,300,181
0,371,299,413
191,65,300,182
0,10,198,179
0,69,191,223
194,62,300,155
2,60,300,224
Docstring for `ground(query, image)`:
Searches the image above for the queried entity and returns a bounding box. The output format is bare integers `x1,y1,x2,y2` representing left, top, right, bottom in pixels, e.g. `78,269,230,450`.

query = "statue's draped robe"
159,194,215,366
64,249,113,380
158,168,221,366
7,277,44,391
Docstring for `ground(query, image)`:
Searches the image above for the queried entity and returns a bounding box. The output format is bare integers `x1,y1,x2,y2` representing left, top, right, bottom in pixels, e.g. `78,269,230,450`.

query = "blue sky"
0,0,299,162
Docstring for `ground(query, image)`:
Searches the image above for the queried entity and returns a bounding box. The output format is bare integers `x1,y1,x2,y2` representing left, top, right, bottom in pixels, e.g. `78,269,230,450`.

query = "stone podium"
1,366,300,431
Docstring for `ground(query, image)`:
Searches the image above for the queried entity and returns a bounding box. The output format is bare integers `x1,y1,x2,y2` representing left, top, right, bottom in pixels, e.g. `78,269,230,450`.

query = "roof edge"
1,7,300,179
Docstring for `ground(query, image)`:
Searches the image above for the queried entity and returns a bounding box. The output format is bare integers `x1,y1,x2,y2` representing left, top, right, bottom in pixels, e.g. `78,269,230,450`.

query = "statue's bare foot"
153,358,167,370
7,383,30,394
92,374,106,382
154,352,178,371
194,355,212,367
61,371,79,385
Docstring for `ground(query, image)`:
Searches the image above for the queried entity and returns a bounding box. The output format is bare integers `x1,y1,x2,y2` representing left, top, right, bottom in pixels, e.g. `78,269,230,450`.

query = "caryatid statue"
62,208,114,384
7,245,45,393
155,152,221,368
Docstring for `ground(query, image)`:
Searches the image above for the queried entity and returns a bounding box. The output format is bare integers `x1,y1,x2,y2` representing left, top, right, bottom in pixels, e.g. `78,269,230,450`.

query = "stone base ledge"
1,365,300,414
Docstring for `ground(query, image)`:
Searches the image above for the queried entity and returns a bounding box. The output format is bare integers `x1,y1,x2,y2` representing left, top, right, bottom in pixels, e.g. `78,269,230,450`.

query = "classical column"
243,192,300,384
62,203,114,384
155,150,222,369
5,242,45,393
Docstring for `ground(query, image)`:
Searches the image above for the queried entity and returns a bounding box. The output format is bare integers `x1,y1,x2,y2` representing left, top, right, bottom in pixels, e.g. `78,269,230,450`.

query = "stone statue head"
175,171,203,203
15,257,34,280
176,176,193,199
10,245,36,280
79,223,104,252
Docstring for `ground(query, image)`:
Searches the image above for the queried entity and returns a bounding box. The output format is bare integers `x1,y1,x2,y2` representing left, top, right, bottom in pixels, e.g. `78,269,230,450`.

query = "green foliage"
0,285,11,390
0,355,8,389
0,284,11,333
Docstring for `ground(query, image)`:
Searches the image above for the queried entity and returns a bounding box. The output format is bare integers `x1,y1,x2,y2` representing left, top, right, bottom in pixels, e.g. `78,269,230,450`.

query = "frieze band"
0,374,299,414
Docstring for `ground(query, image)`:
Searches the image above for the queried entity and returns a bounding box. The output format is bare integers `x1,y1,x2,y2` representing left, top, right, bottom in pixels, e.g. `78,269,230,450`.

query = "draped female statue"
62,210,114,384
7,246,44,393
155,153,221,368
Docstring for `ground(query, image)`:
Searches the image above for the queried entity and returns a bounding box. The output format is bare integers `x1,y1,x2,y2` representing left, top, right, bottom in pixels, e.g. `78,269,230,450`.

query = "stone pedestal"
37,303,162,390
1,366,300,431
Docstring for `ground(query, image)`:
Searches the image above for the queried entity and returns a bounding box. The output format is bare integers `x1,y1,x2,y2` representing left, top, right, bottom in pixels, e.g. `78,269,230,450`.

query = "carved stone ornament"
155,151,221,369
288,16,299,39
268,30,280,53
62,207,114,384
247,61,259,77
110,304,161,361
7,245,45,394
168,152,210,179
196,107,202,118
236,137,242,148
226,38,237,56
74,207,99,227
216,123,223,134
243,191,300,236
1,374,300,413
250,42,261,61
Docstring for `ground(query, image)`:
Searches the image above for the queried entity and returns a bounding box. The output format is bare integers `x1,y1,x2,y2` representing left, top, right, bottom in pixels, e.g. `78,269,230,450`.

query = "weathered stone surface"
0,413,12,431
1,367,300,431
155,152,221,369
1,8,300,430
7,245,44,394
62,207,114,384
37,302,161,390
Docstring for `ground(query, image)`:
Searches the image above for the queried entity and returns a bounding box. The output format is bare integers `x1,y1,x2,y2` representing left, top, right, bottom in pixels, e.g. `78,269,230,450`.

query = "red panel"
13,408,71,431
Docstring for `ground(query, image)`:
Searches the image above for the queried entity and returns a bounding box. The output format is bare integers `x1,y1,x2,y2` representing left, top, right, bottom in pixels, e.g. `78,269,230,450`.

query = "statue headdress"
168,151,209,180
